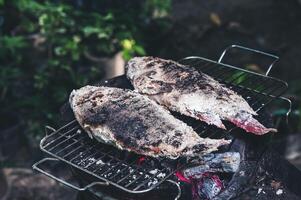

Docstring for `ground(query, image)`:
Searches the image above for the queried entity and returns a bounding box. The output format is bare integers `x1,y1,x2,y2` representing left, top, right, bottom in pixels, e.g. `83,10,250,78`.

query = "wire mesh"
40,120,177,193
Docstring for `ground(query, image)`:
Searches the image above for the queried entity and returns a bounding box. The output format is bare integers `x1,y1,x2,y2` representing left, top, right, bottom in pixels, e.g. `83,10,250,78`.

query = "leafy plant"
0,0,171,138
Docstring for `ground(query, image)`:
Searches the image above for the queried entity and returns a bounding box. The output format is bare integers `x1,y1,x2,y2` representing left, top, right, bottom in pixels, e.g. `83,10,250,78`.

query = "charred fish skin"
70,86,230,159
126,57,276,135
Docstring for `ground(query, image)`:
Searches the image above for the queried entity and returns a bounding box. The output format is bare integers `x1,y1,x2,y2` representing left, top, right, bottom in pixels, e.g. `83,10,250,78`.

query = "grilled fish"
126,57,276,135
69,86,229,159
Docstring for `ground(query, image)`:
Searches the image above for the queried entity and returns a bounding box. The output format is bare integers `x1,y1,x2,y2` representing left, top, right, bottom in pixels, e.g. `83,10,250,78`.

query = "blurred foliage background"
0,0,300,143
0,0,171,140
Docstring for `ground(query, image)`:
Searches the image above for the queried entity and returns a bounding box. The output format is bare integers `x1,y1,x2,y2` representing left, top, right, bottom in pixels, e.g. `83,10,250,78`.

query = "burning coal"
175,152,240,199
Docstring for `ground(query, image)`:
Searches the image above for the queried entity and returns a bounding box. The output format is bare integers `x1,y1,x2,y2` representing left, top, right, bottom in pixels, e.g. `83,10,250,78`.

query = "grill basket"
33,45,289,197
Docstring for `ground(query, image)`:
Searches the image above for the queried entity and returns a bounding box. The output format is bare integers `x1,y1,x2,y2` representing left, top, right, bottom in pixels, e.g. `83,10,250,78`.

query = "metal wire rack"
34,121,180,193
33,45,288,195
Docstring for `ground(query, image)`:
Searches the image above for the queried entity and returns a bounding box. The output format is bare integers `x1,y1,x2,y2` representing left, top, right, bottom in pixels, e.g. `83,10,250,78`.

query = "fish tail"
228,115,277,135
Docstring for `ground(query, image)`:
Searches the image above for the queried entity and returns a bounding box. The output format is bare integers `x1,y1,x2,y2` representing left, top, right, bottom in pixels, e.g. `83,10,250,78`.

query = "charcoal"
195,173,224,200
183,152,240,178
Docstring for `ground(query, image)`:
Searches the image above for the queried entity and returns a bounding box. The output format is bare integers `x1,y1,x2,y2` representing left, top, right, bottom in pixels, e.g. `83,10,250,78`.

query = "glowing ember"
175,171,191,183
137,156,146,165
176,171,224,200
196,173,224,199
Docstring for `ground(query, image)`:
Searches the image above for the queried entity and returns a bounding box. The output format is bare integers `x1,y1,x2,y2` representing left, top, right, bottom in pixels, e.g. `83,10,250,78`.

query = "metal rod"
108,157,141,180
69,143,98,163
46,127,81,151
43,120,77,138
250,84,286,109
32,157,109,191
278,96,292,124
61,145,84,159
55,136,86,156
218,44,279,76
132,169,163,191
45,126,56,135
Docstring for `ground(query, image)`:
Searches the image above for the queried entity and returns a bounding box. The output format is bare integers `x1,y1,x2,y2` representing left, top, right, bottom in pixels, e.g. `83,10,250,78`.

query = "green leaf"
97,32,109,39
83,26,101,37
0,36,27,53
54,46,66,56
56,28,66,34
73,35,81,43
38,13,48,26
122,49,132,61
103,13,113,21
134,45,146,55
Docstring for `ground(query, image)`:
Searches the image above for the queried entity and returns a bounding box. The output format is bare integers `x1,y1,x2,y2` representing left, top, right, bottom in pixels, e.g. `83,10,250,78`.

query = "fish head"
70,86,115,107
125,56,156,80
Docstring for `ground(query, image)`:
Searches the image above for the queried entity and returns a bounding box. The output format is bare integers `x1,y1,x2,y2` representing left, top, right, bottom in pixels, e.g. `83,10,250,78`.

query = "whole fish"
126,57,276,135
70,86,229,159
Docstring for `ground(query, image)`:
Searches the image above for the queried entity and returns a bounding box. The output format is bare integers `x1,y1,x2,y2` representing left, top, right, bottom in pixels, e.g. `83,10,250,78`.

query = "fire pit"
33,45,292,199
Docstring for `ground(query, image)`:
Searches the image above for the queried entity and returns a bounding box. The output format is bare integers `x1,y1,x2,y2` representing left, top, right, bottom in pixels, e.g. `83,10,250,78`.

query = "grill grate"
40,121,179,193
36,45,288,194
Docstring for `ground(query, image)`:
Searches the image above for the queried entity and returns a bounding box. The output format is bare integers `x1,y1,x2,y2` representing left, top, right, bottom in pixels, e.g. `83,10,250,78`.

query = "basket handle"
32,157,109,191
45,126,56,135
218,44,279,76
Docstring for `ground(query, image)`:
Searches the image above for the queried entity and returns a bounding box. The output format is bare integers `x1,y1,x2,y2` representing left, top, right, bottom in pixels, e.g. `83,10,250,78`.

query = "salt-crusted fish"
126,57,276,135
70,86,229,159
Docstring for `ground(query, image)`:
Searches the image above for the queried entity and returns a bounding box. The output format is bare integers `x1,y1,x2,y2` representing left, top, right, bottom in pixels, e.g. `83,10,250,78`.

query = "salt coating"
276,189,283,195
257,188,263,194
147,178,159,187
157,172,166,178
70,85,228,159
149,169,158,175
96,159,105,165
126,56,276,135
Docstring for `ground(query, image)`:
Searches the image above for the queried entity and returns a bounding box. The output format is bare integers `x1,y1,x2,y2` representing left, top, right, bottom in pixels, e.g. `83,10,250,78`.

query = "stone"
1,168,77,200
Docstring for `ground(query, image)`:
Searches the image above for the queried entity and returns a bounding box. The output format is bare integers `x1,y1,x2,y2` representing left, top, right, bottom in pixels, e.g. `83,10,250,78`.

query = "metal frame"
32,157,109,191
218,44,279,76
33,44,289,197
35,120,180,194
33,155,182,199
